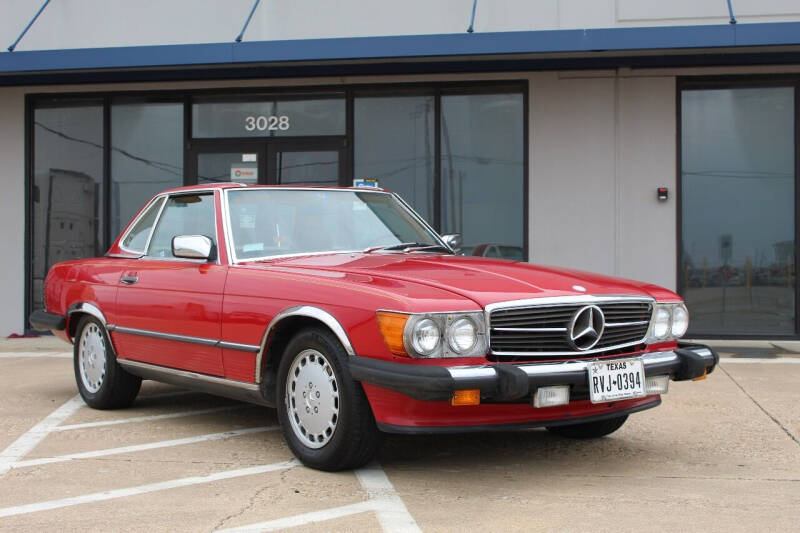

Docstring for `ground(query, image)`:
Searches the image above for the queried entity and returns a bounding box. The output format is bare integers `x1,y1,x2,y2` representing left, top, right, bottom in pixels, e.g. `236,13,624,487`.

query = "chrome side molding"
117,359,268,406
255,305,356,383
107,324,259,353
67,302,107,325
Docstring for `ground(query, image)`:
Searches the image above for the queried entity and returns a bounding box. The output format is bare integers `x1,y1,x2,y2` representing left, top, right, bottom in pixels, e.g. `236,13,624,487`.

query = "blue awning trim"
1,21,799,77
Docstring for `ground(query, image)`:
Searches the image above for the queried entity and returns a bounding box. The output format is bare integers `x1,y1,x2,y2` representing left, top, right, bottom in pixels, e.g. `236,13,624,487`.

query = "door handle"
120,274,138,285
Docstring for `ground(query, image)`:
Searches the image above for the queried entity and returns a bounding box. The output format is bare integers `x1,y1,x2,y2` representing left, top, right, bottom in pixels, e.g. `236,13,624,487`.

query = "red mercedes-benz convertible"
30,184,717,471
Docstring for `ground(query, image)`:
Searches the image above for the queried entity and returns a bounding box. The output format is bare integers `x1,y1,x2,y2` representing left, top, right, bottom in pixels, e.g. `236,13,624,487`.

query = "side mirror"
441,233,462,253
172,235,214,260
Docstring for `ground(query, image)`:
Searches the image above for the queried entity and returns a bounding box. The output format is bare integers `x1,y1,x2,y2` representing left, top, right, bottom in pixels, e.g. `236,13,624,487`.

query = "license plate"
588,358,645,404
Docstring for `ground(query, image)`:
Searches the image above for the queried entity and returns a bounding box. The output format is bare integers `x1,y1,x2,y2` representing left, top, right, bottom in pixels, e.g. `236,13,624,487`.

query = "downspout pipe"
726,0,737,24
467,0,477,33
235,0,261,43
7,0,52,52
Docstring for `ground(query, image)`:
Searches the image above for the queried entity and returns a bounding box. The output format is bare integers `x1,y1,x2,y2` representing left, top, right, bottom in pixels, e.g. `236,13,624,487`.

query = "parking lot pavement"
0,343,798,532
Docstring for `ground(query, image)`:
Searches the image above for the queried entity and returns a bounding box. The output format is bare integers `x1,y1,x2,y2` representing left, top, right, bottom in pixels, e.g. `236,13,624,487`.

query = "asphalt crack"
720,365,800,447
212,481,272,531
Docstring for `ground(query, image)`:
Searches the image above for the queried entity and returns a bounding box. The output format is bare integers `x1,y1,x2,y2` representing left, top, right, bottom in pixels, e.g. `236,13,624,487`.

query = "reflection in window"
146,194,216,258
276,150,339,185
354,96,435,221
111,102,183,239
192,97,345,138
32,104,104,313
441,94,524,260
681,87,795,335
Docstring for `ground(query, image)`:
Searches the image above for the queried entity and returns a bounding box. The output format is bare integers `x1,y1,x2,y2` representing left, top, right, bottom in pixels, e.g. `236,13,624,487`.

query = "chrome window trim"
142,191,221,265
221,187,447,265
142,195,168,255
117,359,260,392
118,196,165,255
485,294,655,357
107,324,259,352
254,305,355,383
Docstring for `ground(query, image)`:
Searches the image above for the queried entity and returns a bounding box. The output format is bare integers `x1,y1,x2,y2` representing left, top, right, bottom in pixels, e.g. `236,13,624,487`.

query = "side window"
120,197,164,253
146,194,216,258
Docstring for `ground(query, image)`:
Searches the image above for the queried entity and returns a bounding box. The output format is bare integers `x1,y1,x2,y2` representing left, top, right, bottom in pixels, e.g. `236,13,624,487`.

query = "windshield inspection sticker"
239,214,256,229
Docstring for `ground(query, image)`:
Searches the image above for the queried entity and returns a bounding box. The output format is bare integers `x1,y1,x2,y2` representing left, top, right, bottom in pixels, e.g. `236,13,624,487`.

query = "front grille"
488,300,652,358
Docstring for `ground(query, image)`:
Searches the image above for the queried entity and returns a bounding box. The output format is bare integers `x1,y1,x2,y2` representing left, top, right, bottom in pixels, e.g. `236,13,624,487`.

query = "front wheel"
277,327,379,471
73,316,141,409
546,415,628,439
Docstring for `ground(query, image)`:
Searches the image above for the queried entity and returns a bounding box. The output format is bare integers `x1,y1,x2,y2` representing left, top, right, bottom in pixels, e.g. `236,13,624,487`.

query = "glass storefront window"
354,96,435,221
192,96,345,138
32,103,104,312
681,87,795,335
441,93,524,259
111,102,183,239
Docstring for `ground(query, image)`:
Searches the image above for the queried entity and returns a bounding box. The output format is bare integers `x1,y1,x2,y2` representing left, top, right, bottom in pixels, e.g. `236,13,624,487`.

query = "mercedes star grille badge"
567,305,605,351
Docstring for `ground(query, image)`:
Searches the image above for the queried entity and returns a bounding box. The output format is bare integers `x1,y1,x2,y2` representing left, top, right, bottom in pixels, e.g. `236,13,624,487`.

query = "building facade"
2,0,800,338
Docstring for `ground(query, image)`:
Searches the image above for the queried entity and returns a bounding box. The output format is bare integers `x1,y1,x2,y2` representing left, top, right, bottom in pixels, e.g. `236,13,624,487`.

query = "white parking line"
0,352,71,359
355,463,421,533
0,395,84,477
219,501,378,532
720,357,800,364
221,462,421,533
51,405,252,432
0,460,300,519
10,426,279,470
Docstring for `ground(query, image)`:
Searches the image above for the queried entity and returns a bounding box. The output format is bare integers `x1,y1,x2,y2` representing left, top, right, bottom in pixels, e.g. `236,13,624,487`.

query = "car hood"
266,253,678,308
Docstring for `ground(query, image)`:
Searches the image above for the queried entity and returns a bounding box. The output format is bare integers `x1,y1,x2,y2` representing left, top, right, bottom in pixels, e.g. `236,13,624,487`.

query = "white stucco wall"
0,88,26,336
1,0,800,51
529,72,677,290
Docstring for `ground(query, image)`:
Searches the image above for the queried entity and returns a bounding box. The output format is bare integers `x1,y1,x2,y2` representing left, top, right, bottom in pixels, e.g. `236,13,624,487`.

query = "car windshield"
226,189,442,260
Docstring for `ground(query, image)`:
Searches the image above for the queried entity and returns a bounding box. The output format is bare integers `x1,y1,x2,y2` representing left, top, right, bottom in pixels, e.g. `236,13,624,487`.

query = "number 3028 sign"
244,115,290,132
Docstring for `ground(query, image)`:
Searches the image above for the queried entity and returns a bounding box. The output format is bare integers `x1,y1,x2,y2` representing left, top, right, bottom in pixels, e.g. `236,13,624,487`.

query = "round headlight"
653,307,671,339
448,317,477,353
411,318,440,355
671,304,689,338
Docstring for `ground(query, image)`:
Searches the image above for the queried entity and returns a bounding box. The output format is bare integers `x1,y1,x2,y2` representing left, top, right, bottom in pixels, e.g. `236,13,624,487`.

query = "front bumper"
349,343,718,403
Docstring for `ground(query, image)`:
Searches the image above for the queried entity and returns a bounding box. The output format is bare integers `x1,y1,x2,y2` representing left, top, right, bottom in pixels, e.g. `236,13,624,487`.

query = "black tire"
73,316,141,409
277,327,380,471
546,415,628,439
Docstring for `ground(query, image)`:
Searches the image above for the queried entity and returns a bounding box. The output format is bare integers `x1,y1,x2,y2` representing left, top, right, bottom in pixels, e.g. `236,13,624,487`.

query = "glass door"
189,143,266,185
268,140,346,186
680,86,796,336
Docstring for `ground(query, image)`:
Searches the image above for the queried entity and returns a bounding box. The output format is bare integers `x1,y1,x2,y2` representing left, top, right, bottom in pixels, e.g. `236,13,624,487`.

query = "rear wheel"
277,327,379,471
73,316,141,409
546,415,628,439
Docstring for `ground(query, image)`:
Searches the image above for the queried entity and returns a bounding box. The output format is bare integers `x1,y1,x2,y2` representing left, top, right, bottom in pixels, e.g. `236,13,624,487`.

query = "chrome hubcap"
285,349,339,449
79,323,107,393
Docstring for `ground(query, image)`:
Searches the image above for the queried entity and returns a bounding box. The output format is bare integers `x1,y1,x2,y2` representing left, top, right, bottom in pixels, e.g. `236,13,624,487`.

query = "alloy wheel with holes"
286,349,340,448
277,327,380,471
78,321,107,393
73,315,141,409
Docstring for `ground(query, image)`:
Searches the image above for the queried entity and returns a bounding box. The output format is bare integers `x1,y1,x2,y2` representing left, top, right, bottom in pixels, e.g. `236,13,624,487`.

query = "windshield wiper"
363,242,453,254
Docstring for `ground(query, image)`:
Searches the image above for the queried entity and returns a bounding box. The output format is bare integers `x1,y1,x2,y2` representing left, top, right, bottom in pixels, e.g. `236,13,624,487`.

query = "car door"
112,191,227,376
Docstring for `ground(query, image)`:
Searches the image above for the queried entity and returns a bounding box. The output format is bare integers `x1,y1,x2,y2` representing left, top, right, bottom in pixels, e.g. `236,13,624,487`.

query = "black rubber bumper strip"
29,310,66,332
349,356,458,402
377,397,662,435
348,343,718,403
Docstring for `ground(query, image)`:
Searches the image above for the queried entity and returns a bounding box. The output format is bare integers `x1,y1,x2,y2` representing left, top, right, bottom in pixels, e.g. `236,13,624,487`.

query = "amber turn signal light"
693,371,707,381
451,389,480,406
376,311,409,357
